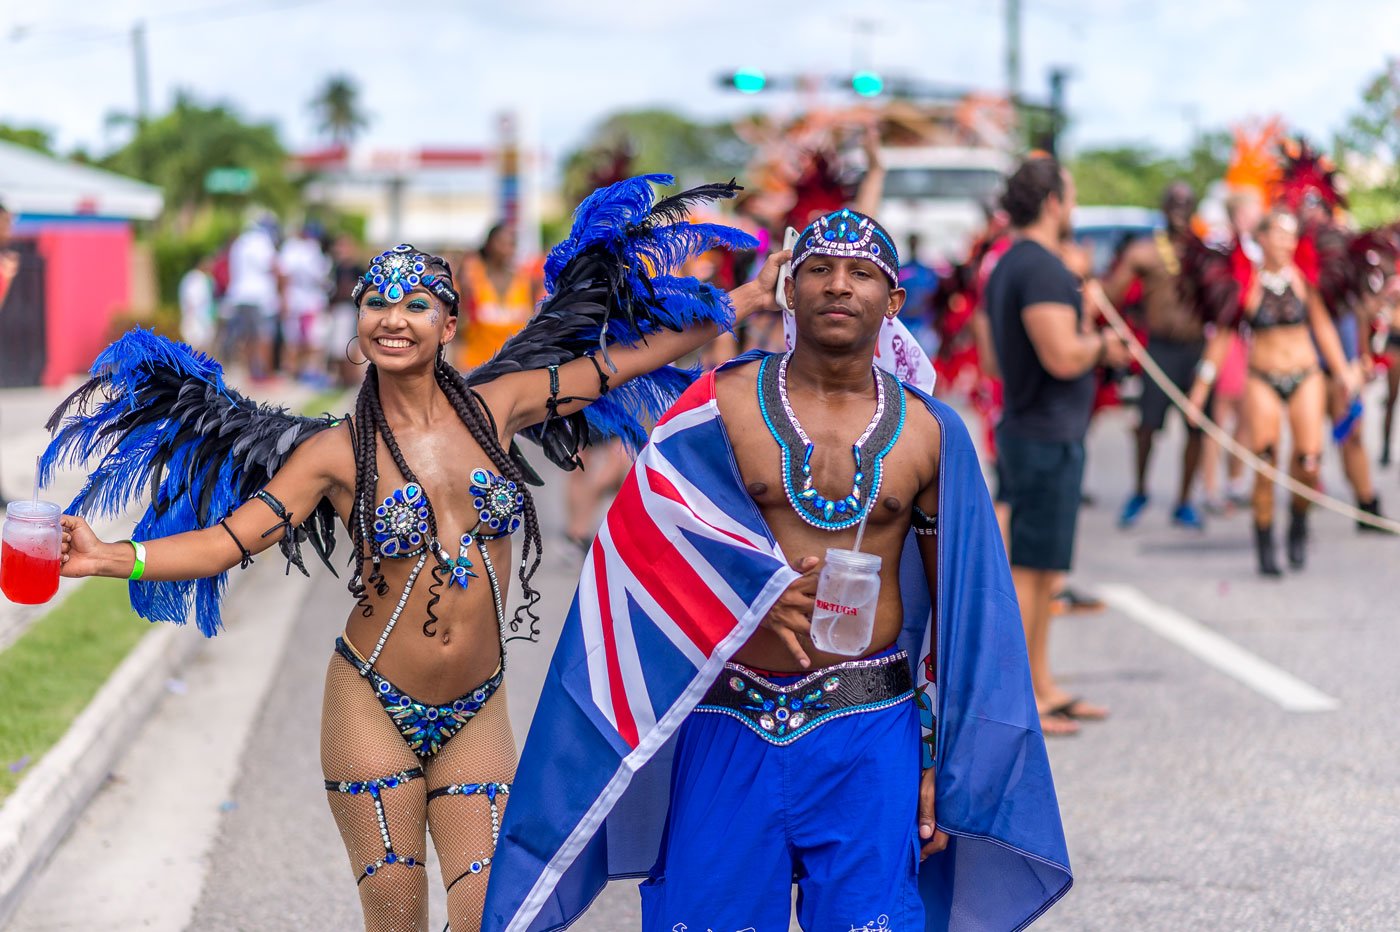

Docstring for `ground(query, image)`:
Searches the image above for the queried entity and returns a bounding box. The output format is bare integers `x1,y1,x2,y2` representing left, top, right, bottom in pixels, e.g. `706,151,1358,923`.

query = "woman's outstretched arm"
60,426,348,581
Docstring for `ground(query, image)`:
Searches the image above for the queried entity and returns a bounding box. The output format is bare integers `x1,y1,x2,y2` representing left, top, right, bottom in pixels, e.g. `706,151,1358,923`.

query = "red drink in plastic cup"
1,501,62,605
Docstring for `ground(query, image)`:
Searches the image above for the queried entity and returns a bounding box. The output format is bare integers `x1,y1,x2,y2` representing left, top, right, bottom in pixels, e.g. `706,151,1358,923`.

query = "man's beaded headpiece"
791,208,900,288
352,244,460,311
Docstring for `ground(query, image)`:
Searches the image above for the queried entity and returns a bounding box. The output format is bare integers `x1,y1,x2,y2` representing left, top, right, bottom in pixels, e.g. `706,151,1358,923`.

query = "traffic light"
725,68,767,94
850,71,884,97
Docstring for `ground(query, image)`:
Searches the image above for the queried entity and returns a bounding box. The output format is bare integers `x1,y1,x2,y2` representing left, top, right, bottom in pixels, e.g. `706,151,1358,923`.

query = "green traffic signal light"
851,71,884,97
732,68,767,94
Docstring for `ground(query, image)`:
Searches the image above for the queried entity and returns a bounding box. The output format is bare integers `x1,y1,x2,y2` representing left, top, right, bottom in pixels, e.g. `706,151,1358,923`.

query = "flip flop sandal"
1038,713,1081,737
1046,696,1109,721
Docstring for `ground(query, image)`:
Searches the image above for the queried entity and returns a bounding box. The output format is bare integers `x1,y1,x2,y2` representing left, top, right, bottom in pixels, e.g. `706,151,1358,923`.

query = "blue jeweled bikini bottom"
335,637,503,759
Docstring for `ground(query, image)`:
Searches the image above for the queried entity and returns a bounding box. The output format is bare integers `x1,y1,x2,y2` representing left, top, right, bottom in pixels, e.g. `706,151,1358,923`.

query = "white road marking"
1097,583,1341,713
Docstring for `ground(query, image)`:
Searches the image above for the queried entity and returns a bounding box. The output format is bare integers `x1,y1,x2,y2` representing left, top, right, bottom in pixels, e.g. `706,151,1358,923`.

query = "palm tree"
310,75,369,147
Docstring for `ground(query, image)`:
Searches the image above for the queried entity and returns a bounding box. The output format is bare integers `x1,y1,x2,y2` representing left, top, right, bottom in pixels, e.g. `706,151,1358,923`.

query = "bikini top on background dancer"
44,176,787,709
1248,267,1310,331
1191,208,1359,409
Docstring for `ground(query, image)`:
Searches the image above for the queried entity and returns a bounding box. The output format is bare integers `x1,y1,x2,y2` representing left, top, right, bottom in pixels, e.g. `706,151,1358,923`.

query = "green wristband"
125,540,147,581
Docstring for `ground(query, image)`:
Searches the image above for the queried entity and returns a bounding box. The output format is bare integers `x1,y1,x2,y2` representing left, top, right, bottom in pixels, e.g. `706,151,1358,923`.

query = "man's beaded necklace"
757,352,906,531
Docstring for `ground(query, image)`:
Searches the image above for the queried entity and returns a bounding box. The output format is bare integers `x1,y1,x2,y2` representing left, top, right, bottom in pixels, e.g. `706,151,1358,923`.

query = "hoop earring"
344,337,368,367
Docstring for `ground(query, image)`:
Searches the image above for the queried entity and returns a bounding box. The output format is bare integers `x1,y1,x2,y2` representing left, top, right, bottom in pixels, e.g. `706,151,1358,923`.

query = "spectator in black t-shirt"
985,157,1130,737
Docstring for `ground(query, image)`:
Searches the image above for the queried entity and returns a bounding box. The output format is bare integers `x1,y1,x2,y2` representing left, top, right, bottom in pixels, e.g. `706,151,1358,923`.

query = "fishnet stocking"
322,654,430,932
425,681,519,932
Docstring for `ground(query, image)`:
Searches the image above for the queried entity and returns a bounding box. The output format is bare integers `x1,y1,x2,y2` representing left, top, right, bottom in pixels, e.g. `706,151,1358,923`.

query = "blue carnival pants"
640,670,924,932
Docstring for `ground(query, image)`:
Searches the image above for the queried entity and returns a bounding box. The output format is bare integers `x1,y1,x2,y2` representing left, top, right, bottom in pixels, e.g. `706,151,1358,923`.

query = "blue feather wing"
41,330,341,636
470,174,757,470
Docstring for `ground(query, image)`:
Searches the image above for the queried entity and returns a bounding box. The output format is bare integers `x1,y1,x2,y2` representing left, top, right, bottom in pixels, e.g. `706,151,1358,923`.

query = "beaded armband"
912,506,938,538
543,365,562,420
255,489,294,538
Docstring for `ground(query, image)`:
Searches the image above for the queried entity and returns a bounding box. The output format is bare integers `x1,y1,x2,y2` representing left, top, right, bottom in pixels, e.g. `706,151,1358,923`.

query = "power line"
0,0,328,73
5,0,326,52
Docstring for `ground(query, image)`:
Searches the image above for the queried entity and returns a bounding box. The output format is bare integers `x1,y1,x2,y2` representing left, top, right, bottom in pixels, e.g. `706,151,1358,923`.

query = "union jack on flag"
577,388,800,750
484,372,799,932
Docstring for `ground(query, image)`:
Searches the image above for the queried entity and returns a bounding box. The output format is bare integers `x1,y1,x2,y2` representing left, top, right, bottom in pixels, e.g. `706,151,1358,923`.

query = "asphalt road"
9,400,1400,931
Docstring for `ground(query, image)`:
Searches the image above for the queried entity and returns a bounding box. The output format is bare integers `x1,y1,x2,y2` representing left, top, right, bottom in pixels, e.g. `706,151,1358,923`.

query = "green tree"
0,124,55,155
1339,59,1400,221
101,92,298,231
310,75,369,147
561,108,750,204
1068,133,1230,208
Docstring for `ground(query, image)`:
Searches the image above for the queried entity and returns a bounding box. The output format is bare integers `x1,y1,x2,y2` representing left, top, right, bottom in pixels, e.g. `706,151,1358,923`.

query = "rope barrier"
1084,280,1400,535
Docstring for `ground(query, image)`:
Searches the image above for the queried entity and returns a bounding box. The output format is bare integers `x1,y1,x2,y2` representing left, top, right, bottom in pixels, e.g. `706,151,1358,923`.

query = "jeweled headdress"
352,244,460,310
791,208,900,287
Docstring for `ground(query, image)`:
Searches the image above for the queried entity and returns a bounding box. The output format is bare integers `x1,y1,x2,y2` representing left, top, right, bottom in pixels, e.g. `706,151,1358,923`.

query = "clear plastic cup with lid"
809,548,882,657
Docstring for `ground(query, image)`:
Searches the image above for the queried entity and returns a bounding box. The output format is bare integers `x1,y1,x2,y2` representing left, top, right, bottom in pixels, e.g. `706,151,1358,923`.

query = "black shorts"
1139,338,1205,433
997,430,1085,572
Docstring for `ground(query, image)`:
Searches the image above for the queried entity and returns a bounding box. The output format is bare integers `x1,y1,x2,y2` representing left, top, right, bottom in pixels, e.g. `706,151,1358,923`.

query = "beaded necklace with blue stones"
756,352,905,531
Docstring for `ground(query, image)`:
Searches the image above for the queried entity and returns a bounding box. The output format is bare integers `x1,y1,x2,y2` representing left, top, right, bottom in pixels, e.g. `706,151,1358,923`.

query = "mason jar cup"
1,501,63,605
809,548,882,657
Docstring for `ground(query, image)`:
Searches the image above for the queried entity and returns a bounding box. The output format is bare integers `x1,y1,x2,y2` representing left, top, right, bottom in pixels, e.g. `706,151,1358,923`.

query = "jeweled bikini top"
372,468,524,561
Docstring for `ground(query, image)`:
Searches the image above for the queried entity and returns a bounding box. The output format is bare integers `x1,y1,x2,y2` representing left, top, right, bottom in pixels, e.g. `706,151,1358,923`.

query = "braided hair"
346,251,544,642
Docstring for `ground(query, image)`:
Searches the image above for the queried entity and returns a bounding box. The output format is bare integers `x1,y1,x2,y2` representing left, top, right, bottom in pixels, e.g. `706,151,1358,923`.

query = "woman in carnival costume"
1190,203,1360,576
44,176,783,932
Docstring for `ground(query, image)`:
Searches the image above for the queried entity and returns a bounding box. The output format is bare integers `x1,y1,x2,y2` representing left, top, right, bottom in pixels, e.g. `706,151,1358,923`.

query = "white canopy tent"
0,140,162,220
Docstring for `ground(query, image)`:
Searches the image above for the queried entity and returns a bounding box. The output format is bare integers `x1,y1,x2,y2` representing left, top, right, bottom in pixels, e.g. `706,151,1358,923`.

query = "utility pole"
1047,67,1069,156
1005,0,1022,100
131,20,151,125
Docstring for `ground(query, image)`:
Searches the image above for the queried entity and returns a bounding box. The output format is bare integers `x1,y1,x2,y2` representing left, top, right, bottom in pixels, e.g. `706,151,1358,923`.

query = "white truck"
877,147,1013,264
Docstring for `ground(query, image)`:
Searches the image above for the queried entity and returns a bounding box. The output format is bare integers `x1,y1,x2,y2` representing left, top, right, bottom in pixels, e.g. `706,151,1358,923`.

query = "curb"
0,620,201,927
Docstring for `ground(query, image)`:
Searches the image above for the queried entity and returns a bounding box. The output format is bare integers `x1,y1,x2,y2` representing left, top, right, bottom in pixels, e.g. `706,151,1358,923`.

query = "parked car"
1072,205,1163,278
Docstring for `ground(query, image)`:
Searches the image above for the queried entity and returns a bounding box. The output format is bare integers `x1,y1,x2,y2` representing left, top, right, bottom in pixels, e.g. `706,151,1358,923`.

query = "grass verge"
0,578,149,801
301,386,351,419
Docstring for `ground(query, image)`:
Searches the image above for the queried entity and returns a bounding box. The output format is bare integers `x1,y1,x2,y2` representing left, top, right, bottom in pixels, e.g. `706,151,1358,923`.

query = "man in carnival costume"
1104,181,1238,531
483,208,1071,932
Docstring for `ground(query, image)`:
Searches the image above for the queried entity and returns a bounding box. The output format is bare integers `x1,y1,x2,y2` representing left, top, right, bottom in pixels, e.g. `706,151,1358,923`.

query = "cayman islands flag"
484,355,1072,932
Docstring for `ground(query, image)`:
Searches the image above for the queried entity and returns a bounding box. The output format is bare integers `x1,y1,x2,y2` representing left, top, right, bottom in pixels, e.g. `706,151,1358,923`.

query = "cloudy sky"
2,0,1397,165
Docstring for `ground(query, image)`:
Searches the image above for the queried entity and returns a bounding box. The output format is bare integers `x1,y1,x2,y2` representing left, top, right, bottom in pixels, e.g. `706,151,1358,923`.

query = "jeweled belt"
694,650,912,746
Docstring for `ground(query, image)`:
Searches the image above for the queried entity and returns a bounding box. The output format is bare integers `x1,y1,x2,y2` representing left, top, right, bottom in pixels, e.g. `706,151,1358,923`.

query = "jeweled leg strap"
324,767,427,883
427,781,511,891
